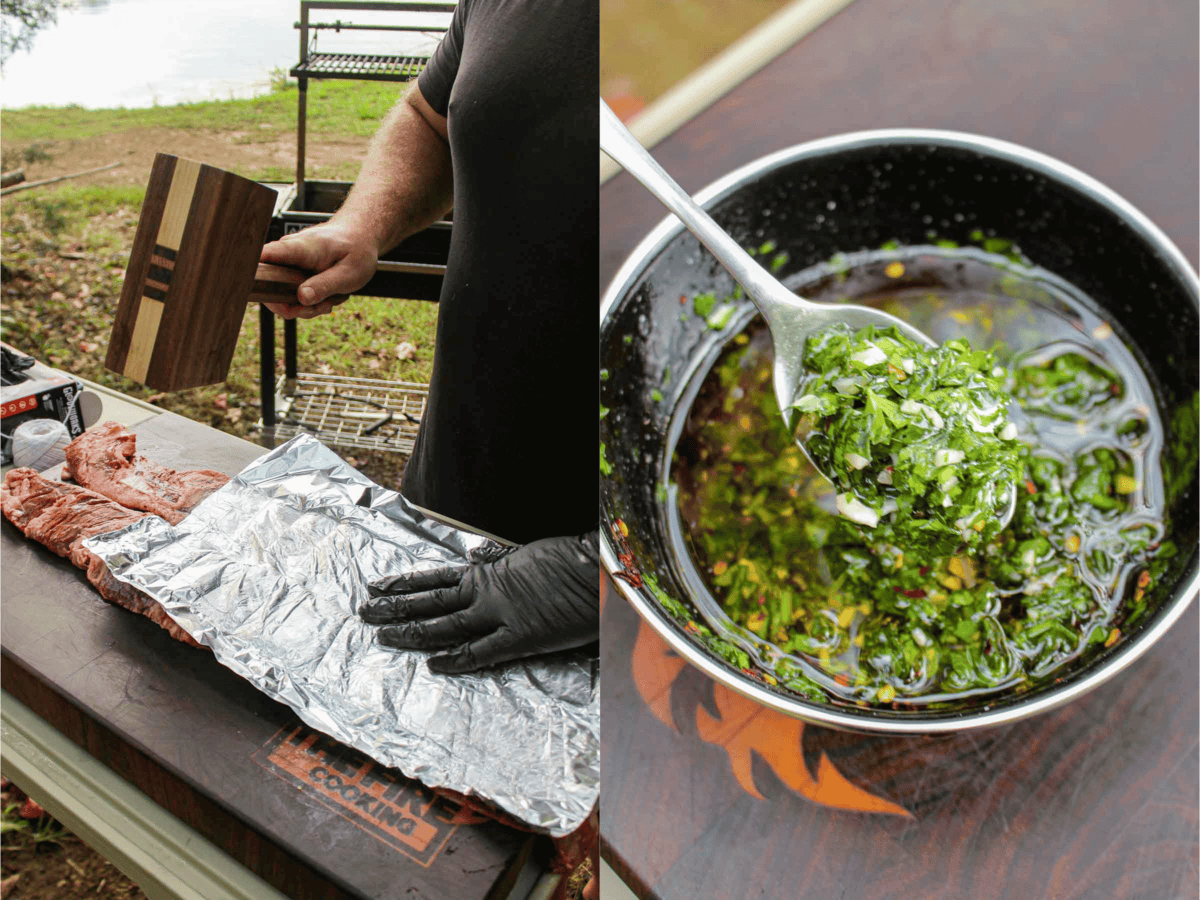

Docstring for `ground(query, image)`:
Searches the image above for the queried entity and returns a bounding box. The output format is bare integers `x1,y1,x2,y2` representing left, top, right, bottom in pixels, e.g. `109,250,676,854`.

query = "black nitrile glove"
361,530,599,674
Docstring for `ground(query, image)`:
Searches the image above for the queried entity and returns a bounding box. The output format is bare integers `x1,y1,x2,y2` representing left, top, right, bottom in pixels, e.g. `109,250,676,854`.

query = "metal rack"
271,372,428,454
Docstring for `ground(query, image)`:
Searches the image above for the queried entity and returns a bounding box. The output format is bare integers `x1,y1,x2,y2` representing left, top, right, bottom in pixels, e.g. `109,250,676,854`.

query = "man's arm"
260,84,454,319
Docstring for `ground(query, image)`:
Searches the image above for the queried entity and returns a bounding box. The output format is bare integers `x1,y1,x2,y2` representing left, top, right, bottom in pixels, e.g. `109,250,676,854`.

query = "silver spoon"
599,100,1016,528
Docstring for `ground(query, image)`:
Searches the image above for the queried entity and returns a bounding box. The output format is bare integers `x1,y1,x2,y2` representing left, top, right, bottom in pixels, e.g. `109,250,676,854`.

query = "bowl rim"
599,127,1200,733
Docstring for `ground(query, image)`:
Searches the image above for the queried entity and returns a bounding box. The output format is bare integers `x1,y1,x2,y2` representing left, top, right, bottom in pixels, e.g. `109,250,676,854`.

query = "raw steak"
64,421,229,525
2,468,201,647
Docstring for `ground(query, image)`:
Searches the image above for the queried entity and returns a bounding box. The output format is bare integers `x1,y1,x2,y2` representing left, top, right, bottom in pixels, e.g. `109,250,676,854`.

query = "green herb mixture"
672,255,1174,707
792,323,1022,558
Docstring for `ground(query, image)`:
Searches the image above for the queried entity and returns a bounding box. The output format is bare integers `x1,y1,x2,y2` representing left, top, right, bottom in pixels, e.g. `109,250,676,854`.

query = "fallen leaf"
213,393,228,409
226,407,243,423
367,358,382,370
395,341,416,360
146,393,167,403
50,290,66,302
78,341,98,353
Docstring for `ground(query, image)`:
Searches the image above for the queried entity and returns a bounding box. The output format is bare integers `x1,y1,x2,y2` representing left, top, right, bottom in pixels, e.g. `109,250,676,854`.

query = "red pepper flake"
918,566,930,576
1024,479,1037,495
613,570,643,588
902,589,927,599
834,674,851,687
893,586,903,593
684,621,702,635
1137,570,1151,588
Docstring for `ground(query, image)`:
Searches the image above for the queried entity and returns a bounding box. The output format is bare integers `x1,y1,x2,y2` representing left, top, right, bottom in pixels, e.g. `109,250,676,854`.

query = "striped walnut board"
106,154,279,391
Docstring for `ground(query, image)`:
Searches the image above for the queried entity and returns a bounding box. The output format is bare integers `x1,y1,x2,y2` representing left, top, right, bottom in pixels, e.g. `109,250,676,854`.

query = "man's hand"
258,84,452,322
361,532,600,674
259,222,377,320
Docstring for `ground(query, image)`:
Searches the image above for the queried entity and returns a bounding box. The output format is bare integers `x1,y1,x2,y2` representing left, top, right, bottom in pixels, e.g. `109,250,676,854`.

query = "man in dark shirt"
261,0,598,678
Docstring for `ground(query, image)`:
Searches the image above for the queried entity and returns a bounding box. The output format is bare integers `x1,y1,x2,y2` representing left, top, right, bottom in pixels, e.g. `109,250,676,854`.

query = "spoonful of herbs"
599,101,1019,543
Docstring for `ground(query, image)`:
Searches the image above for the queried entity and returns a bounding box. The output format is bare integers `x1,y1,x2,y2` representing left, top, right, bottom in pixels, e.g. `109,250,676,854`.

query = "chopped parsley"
792,323,1022,557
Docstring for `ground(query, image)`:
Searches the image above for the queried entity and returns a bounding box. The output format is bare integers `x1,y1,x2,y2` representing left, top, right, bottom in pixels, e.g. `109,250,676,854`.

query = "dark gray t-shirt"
402,0,598,544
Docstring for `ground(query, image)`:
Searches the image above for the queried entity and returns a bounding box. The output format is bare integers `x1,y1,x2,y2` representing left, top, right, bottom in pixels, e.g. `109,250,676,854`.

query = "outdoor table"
1,386,559,900
598,0,1198,897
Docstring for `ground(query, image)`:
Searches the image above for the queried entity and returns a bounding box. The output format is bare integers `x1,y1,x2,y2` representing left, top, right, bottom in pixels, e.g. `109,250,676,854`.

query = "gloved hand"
361,531,599,674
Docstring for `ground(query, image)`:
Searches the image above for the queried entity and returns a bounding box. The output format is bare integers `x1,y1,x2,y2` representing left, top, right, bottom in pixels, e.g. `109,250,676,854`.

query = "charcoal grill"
257,179,450,451
290,1,455,207
257,3,457,453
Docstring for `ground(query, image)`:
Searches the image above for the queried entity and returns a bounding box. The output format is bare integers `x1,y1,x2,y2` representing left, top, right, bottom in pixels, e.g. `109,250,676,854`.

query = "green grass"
1,803,65,845
1,79,404,144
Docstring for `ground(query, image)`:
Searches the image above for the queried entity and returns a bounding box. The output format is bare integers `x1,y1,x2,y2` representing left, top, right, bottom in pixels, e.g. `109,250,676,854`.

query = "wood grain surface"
106,154,278,391
1,414,539,900
599,1,1198,898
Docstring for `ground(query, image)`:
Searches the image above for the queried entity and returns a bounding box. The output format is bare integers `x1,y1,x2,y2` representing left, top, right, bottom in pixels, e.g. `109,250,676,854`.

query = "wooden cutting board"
105,154,279,391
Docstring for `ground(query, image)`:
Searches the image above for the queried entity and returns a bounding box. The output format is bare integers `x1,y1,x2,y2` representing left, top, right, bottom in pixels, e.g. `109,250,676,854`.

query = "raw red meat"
1,468,201,647
64,421,228,525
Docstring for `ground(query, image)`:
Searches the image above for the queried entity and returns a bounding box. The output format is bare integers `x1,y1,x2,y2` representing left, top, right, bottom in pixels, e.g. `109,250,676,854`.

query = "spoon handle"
599,102,806,324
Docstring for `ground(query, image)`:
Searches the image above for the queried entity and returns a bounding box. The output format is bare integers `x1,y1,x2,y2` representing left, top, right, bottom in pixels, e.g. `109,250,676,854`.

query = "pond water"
1,0,449,109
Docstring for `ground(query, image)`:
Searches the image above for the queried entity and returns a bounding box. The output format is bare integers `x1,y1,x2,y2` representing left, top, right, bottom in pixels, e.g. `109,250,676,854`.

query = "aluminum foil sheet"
84,434,599,837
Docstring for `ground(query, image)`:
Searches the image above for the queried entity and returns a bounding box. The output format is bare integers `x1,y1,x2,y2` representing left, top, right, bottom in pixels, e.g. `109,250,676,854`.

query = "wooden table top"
1,413,541,900
598,1,1199,898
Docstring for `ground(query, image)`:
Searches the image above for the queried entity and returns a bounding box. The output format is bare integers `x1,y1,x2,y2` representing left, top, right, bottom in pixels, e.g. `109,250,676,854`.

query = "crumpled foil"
84,434,599,837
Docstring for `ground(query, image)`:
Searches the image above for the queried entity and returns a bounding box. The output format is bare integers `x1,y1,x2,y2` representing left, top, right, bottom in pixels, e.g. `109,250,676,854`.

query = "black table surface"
2,412,540,900
599,0,1199,898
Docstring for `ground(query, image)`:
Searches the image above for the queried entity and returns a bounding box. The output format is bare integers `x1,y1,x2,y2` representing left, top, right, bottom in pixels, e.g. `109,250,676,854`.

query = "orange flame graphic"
631,615,911,817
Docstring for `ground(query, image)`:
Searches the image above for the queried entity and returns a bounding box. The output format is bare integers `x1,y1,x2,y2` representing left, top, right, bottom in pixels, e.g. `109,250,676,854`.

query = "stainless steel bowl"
599,129,1199,734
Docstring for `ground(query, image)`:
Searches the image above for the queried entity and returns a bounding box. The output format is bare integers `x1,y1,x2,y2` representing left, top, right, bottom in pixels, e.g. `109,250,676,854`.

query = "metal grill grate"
268,373,427,454
291,52,430,81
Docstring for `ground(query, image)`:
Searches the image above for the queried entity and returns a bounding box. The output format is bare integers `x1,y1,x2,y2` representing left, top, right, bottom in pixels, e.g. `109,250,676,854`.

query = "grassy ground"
1,780,146,899
2,78,400,182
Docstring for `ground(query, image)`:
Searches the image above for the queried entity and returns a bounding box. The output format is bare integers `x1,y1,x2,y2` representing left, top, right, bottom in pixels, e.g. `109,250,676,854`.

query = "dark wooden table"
598,1,1199,897
2,412,546,900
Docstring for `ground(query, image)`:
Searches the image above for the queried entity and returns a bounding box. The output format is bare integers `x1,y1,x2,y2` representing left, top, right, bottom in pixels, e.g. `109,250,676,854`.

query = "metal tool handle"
599,101,815,334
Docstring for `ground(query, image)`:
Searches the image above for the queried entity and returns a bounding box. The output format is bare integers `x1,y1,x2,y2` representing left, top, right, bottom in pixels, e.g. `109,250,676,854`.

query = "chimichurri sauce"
671,247,1175,707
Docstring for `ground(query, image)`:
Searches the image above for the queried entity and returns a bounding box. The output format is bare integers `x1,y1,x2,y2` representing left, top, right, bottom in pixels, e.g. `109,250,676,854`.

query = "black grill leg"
284,317,298,380
260,304,276,447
